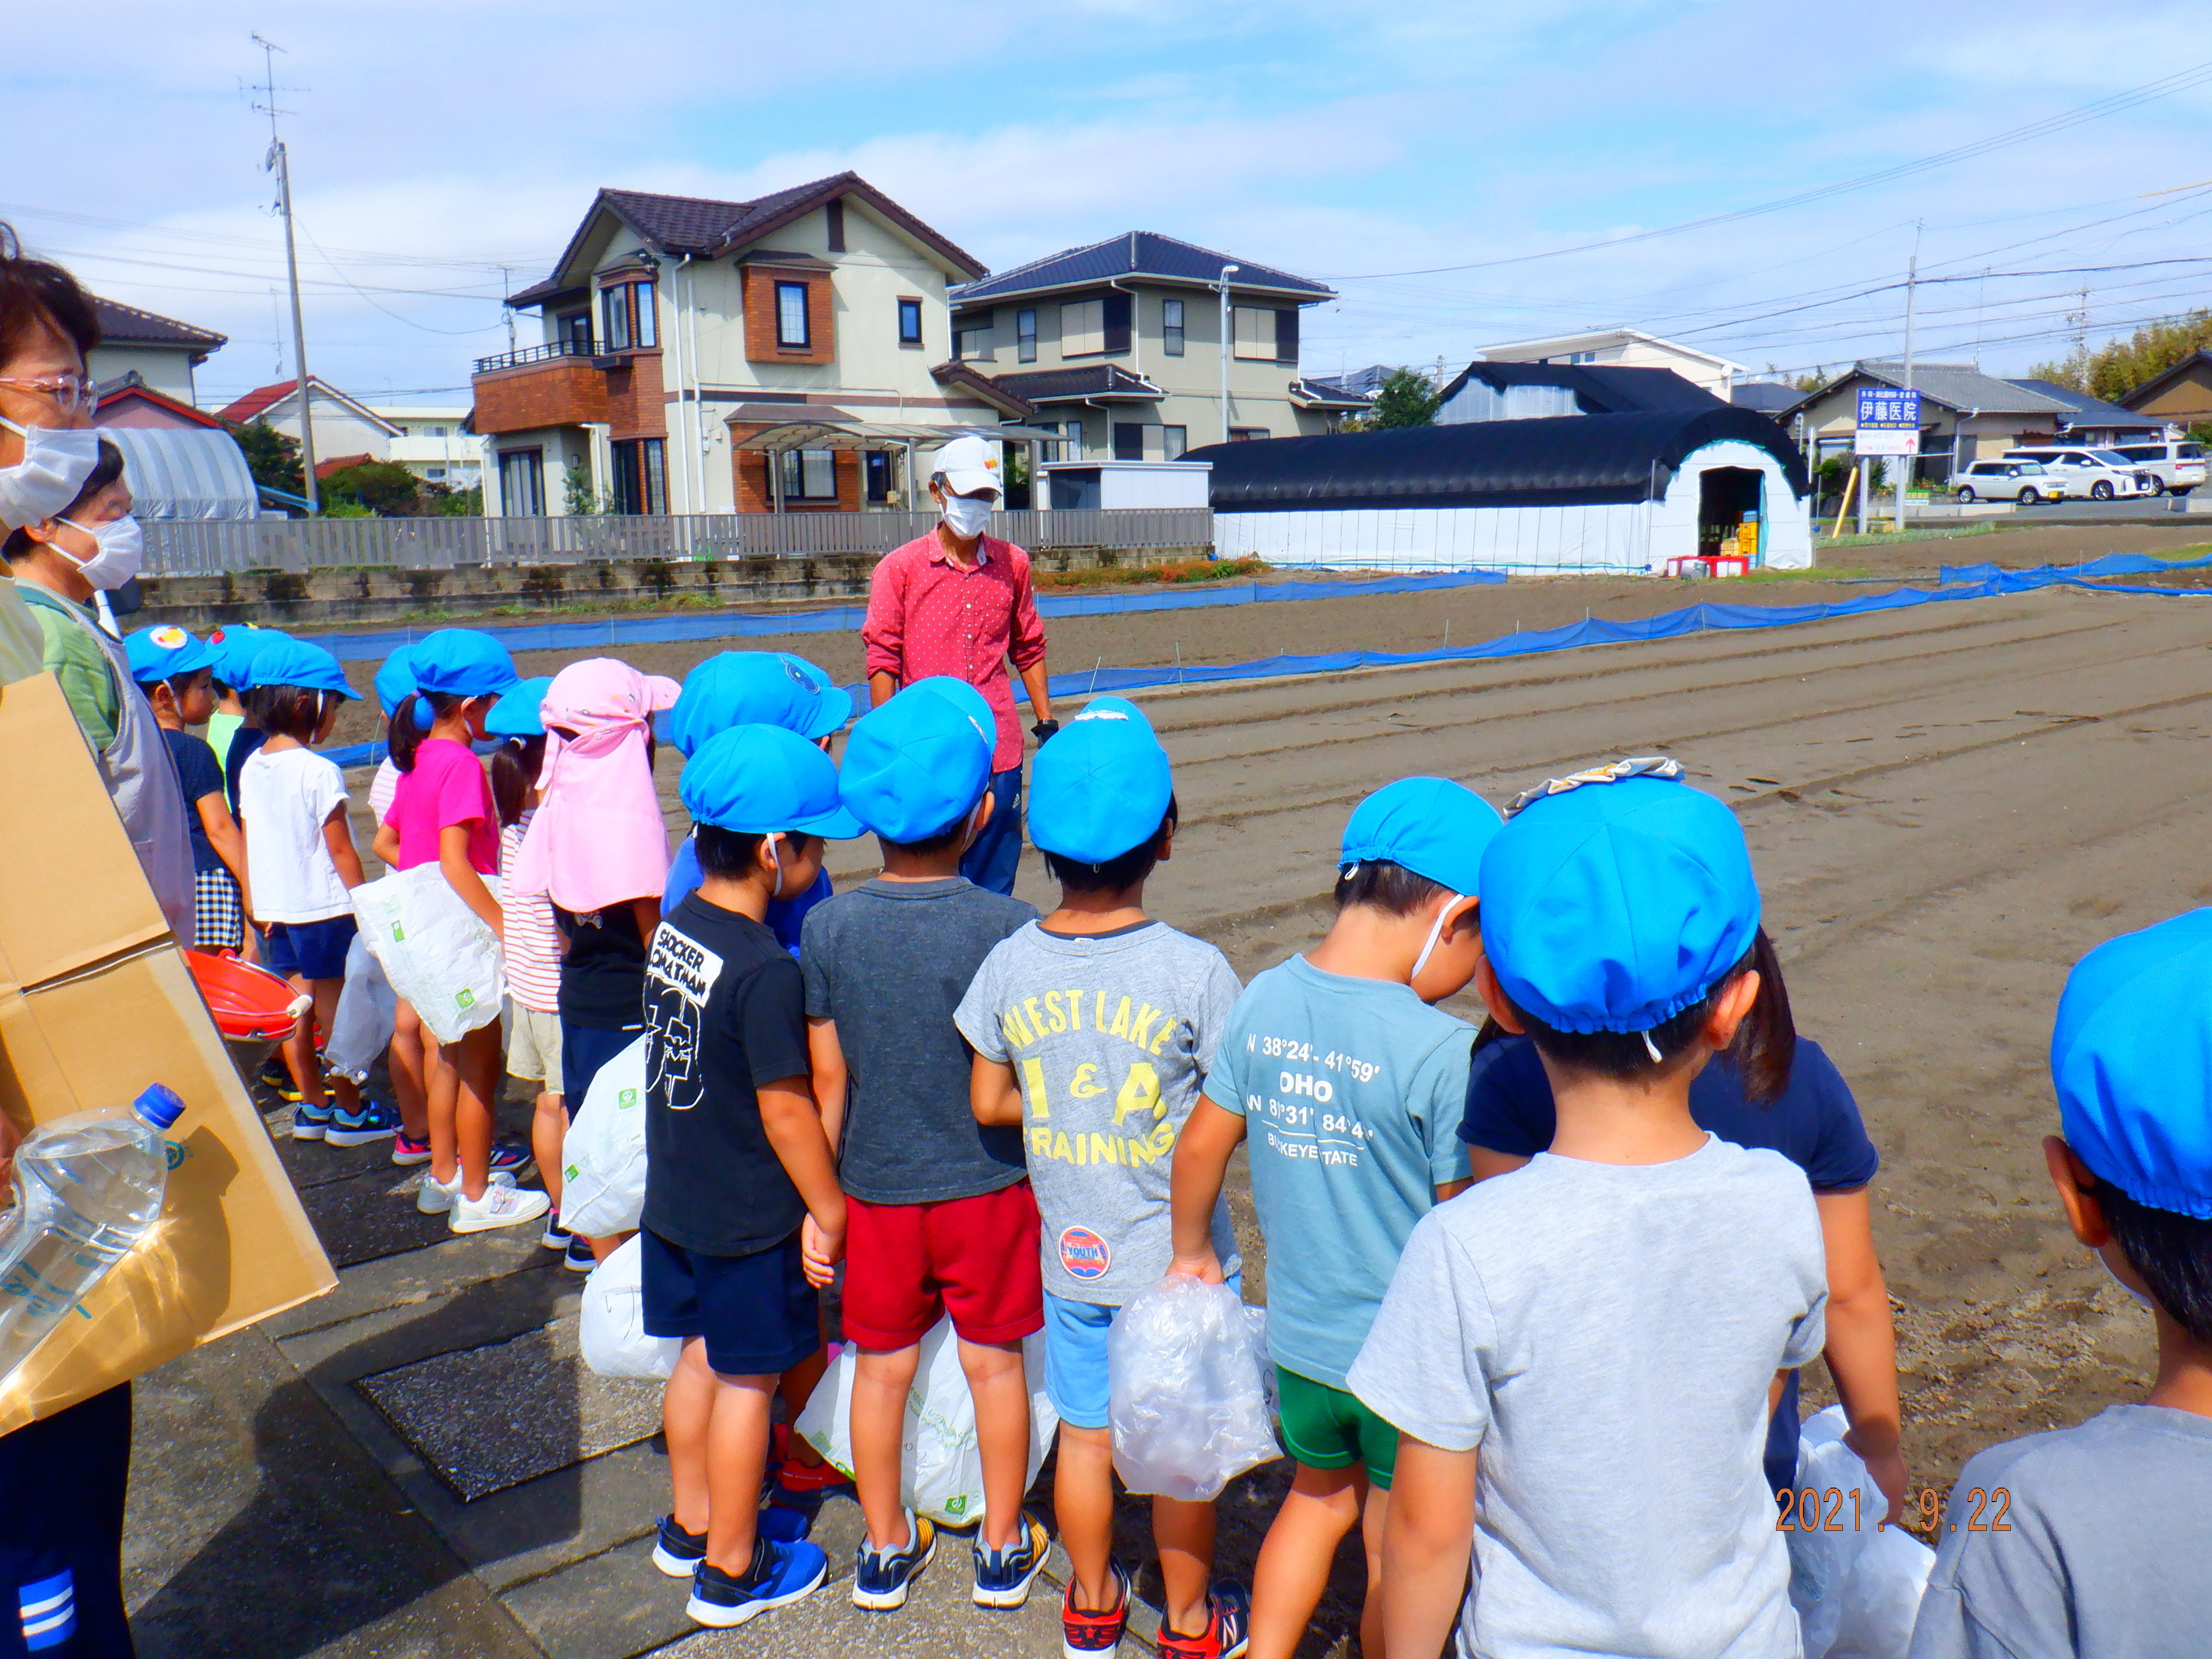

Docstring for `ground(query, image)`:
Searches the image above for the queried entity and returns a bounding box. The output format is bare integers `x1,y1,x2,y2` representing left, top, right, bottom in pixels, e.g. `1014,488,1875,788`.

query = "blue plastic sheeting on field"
299,568,1509,663
1941,549,2212,584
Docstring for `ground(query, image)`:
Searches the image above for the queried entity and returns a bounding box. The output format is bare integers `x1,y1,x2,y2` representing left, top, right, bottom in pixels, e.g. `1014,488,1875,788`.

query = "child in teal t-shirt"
1169,776,1500,1659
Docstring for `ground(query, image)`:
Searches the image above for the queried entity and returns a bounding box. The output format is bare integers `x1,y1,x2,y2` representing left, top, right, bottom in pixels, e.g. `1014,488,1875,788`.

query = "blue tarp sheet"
1941,550,2212,584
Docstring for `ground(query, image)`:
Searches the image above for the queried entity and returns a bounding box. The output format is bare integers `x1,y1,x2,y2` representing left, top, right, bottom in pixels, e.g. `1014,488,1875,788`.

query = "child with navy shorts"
955,696,1248,1659
638,724,861,1629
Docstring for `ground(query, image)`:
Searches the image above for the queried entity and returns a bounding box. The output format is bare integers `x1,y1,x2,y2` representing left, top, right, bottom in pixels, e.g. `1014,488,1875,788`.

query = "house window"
898,297,923,347
498,448,545,517
611,437,667,515
1233,306,1277,361
1043,420,1083,462
1229,426,1269,442
1017,308,1037,363
1163,298,1186,356
826,199,846,253
955,325,992,361
865,450,893,503
1162,424,1188,460
601,285,632,352
1113,423,1146,460
426,467,446,480
775,281,810,348
560,312,592,351
778,448,837,500
633,280,656,348
431,425,446,438
1062,299,1105,357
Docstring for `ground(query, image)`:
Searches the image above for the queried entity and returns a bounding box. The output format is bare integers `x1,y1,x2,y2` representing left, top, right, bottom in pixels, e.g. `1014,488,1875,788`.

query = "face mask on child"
0,418,100,532
1410,892,1465,982
940,491,993,539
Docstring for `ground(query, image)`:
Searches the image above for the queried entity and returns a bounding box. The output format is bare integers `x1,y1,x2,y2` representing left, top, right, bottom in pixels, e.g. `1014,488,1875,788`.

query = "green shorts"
1276,1366,1397,1489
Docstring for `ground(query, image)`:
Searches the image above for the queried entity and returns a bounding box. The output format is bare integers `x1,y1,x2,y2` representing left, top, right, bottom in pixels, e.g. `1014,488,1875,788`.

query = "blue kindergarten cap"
374,643,420,720
209,624,288,690
1340,777,1501,898
1479,768,1758,1034
124,624,218,685
839,682,993,843
666,651,851,756
486,675,553,738
410,628,518,698
907,674,997,745
679,724,863,839
1028,701,1174,864
2050,908,2212,1219
247,635,361,699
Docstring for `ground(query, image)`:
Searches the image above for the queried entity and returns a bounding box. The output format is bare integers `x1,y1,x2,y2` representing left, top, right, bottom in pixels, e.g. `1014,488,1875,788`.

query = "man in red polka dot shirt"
862,434,1057,894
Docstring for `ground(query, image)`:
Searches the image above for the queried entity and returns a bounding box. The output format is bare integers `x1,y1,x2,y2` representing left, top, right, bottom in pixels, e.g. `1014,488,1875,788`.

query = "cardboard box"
0,673,335,1433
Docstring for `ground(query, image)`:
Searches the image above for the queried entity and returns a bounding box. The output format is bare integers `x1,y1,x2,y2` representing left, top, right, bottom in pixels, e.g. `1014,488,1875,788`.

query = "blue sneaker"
651,1507,809,1578
852,1510,936,1611
489,1136,534,1177
325,1098,400,1148
973,1508,1052,1608
290,1101,331,1140
686,1536,828,1628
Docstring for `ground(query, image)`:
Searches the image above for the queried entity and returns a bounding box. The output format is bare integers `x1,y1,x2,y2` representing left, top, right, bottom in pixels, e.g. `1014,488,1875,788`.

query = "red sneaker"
775,1451,854,1493
1060,1564,1130,1658
1154,1583,1250,1659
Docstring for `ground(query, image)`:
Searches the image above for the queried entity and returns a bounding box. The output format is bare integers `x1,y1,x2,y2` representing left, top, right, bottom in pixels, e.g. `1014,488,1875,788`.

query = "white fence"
140,509,1214,578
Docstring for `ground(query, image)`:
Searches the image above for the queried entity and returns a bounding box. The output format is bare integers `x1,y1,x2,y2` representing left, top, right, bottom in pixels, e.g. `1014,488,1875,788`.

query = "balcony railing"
472,339,602,375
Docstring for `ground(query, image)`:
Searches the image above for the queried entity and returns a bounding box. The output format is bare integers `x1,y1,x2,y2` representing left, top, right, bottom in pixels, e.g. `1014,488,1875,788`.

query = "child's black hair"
1043,797,1178,895
2,441,127,562
1334,857,1450,917
878,807,976,859
389,690,466,772
692,823,821,880
1501,927,1798,1107
247,682,336,743
490,734,546,829
2100,1183,2212,1346
142,666,212,708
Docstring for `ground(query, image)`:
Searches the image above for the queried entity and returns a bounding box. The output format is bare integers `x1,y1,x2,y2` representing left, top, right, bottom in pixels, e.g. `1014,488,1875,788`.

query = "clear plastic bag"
352,865,504,1046
1107,1275,1281,1501
1786,1406,1935,1659
325,931,396,1083
577,1233,680,1381
557,1034,649,1238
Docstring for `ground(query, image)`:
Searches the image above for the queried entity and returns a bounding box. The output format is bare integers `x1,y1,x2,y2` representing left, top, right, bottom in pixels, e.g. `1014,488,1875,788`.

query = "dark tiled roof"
1730,382,1802,413
1303,364,1393,398
930,362,1037,420
1289,378,1373,410
953,231,1333,305
2008,378,2160,426
93,296,225,358
1435,360,1728,415
983,365,1164,403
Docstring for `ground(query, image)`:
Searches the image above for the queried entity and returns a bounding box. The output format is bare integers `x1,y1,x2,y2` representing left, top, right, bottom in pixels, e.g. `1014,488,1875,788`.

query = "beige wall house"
948,231,1363,462
472,173,1032,516
2118,349,2212,429
1476,328,1743,397
215,377,405,468
87,297,226,408
1781,362,2089,486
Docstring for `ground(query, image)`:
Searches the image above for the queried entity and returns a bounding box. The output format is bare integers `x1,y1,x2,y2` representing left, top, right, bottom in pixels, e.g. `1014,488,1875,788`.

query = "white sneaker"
449,1183,553,1235
415,1167,516,1215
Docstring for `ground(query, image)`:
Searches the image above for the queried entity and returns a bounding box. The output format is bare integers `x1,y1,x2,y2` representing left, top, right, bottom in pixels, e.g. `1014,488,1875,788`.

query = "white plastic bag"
796,1316,1057,1528
1107,1275,1281,1501
1786,1406,1935,1659
557,1034,649,1238
578,1234,681,1381
352,865,505,1046
325,931,397,1083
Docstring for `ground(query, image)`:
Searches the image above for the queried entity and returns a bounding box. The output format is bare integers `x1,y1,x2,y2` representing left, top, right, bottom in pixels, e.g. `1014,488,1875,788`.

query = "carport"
728,415,1069,512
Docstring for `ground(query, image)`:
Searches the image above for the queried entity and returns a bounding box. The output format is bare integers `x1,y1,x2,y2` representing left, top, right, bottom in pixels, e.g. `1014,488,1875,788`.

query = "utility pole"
1217,264,1240,445
497,265,518,356
1894,221,1920,534
252,34,318,512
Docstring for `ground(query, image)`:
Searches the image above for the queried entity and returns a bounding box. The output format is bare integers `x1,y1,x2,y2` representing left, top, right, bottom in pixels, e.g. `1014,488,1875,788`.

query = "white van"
2000,447,2155,499
1954,460,2067,505
2106,440,2206,496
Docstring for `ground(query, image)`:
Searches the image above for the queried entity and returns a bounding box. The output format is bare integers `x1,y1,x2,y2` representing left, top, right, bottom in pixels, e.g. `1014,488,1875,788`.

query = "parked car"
2106,439,2206,496
1955,460,2067,505
2000,446,2154,500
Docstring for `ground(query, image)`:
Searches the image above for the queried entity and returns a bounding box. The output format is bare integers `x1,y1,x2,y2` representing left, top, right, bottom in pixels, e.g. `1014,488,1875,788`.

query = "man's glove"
1031,719,1061,745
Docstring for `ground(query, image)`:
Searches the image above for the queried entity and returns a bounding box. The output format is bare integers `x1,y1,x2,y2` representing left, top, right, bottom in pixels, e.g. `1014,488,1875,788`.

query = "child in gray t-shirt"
1910,909,2212,1659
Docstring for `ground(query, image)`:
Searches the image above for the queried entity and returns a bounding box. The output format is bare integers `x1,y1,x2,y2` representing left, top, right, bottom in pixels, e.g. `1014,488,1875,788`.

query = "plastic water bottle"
0,1085,185,1382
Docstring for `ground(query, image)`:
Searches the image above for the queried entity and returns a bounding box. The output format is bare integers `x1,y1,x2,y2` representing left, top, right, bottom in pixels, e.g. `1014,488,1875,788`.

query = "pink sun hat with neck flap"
506,658,681,914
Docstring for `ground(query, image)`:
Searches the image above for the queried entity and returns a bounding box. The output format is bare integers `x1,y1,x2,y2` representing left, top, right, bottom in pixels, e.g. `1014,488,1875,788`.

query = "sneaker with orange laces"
1154,1583,1250,1659
1059,1563,1130,1658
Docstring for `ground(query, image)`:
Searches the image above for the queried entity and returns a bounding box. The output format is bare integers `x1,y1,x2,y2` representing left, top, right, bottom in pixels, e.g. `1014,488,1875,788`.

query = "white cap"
929,434,1003,498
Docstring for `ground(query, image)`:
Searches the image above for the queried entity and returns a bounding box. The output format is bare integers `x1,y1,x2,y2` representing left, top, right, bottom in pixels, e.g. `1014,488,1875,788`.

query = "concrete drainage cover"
356,1318,663,1501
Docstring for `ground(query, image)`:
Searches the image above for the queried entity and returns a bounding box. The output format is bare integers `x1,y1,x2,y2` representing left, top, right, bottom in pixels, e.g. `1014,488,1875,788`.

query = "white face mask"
53,513,144,590
0,418,100,532
1410,892,1467,982
940,492,993,539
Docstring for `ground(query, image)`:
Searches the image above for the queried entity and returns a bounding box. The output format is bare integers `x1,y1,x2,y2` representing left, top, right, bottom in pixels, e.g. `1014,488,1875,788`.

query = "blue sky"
11,0,2210,408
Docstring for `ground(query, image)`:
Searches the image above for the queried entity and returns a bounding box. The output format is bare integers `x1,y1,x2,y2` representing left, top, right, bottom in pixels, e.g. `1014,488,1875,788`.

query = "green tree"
322,459,421,517
1347,367,1442,430
562,459,608,516
2029,307,2212,402
229,419,304,500
427,483,483,517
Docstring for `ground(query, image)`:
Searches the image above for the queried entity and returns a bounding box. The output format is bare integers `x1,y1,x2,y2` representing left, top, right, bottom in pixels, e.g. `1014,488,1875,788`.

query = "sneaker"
652,1508,811,1578
973,1509,1052,1609
489,1136,534,1177
325,1098,400,1148
775,1450,854,1494
541,1212,572,1250
1155,1584,1250,1659
289,1101,331,1141
564,1236,596,1273
852,1510,937,1611
449,1183,552,1235
259,1057,302,1100
415,1167,516,1215
686,1536,828,1629
389,1130,433,1167
1061,1563,1131,1658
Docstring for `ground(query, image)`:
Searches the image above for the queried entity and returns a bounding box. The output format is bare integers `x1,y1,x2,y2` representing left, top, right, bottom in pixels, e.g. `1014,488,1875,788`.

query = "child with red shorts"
798,680,1046,1613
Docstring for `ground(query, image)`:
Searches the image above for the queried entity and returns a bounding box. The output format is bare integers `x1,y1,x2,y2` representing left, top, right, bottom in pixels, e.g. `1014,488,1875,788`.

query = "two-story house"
947,232,1363,463
472,172,1034,517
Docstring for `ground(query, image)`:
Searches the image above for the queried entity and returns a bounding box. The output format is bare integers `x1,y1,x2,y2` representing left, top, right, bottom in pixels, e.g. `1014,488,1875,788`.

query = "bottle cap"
132,1084,185,1131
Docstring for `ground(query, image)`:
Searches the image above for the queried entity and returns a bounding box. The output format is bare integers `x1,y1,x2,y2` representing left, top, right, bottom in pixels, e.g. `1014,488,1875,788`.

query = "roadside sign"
1855,386,1922,456
1855,429,1920,456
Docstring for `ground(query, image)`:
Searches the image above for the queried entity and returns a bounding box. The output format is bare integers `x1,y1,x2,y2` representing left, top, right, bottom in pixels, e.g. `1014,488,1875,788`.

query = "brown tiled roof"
92,296,226,352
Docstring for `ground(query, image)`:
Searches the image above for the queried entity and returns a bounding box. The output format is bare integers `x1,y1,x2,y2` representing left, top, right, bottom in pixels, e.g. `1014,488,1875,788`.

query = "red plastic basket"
186,950,308,1084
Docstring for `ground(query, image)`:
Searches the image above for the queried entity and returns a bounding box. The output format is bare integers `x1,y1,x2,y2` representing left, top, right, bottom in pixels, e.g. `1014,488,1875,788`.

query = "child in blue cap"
1172,774,1497,1659
954,697,1248,1659
797,679,1044,1615
638,723,858,1629
1349,760,1826,1659
127,625,255,961
1910,909,2212,1656
232,636,389,1146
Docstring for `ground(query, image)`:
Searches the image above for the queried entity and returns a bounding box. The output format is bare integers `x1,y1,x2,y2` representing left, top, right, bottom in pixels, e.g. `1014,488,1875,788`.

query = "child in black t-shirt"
639,723,864,1630
126,625,255,957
